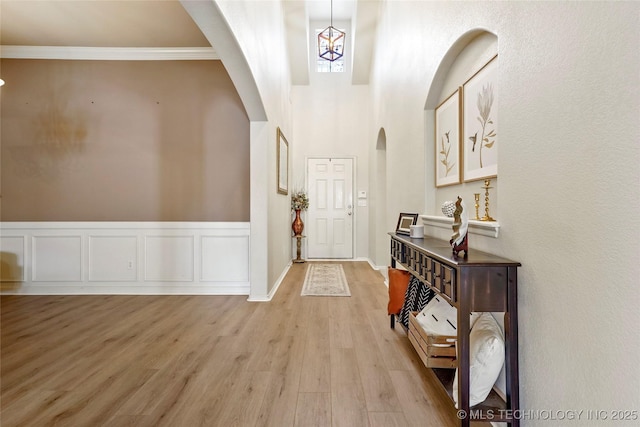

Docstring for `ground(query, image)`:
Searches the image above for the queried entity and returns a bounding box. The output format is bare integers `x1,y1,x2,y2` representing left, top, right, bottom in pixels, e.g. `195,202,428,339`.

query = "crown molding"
0,46,218,60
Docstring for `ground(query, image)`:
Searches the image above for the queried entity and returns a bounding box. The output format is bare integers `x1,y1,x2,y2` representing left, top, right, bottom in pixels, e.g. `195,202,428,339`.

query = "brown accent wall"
0,59,249,221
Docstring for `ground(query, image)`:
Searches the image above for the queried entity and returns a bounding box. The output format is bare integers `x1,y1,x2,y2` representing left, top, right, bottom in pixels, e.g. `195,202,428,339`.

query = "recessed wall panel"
316,219,328,245
334,180,345,209
201,236,249,282
333,219,345,245
316,179,328,210
145,236,194,282
33,236,82,281
1,236,25,282
315,164,328,173
89,236,137,281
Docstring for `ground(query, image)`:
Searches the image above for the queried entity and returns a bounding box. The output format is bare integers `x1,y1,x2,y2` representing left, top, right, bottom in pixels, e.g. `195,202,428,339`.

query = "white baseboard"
248,260,292,302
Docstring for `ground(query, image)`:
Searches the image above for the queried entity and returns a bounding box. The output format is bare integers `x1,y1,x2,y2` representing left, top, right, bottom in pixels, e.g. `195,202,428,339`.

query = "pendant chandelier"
317,0,345,62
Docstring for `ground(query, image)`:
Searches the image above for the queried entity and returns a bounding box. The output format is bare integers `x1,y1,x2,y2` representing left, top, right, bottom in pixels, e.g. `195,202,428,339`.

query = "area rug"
301,264,351,297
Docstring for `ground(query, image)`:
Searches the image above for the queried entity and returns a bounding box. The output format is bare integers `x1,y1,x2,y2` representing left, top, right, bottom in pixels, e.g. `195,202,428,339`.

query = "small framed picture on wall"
277,127,289,195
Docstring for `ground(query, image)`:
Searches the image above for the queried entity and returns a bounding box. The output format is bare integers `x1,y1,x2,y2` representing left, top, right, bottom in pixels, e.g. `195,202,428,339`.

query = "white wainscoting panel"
145,236,195,282
89,236,138,282
1,236,26,282
201,235,250,282
0,222,250,295
33,236,82,282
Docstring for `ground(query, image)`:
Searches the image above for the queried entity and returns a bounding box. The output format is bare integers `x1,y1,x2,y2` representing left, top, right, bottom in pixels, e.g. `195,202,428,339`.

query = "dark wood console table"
389,232,521,426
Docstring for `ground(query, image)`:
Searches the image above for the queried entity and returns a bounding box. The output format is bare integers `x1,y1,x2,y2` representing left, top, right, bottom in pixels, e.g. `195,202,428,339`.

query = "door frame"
305,155,357,260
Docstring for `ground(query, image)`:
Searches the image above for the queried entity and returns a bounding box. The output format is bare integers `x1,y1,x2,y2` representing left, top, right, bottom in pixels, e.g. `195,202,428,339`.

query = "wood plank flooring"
1,261,468,427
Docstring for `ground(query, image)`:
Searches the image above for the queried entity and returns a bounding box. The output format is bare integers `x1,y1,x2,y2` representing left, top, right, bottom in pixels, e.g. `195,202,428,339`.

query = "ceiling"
0,0,378,85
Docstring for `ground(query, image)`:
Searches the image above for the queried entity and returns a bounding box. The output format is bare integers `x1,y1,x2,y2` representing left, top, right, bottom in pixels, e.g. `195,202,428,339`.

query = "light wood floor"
1,261,468,427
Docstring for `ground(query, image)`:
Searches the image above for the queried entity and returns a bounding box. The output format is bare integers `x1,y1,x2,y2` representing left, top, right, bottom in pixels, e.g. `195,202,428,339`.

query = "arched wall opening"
180,0,269,300
423,28,509,396
424,30,498,217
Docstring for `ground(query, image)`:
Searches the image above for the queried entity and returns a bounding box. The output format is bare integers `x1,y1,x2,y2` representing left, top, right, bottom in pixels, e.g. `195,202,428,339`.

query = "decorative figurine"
442,200,456,217
450,196,468,257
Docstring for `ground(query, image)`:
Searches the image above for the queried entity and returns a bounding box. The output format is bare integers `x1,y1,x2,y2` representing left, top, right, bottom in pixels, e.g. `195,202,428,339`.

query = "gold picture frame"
277,127,289,195
462,55,498,182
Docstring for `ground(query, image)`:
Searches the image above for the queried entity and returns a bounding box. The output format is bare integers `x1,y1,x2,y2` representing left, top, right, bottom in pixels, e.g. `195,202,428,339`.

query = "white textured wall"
290,18,372,260
371,1,640,424
291,81,371,259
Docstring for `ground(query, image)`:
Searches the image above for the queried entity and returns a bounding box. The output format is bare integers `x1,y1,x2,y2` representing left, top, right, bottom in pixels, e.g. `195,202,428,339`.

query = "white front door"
307,158,354,259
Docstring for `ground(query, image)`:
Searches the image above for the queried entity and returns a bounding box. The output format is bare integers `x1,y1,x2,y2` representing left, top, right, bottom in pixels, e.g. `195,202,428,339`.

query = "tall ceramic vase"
292,209,304,236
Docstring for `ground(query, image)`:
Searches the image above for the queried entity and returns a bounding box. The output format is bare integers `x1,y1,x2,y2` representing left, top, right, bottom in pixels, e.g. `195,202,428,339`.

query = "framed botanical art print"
463,55,498,182
277,127,289,195
435,88,462,187
395,213,419,235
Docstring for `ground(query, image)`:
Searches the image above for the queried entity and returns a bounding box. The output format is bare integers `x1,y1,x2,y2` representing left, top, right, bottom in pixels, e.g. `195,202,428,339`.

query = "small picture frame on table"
396,213,419,235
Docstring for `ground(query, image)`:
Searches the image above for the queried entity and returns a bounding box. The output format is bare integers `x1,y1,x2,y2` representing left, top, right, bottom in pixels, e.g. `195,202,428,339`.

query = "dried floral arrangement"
291,190,309,211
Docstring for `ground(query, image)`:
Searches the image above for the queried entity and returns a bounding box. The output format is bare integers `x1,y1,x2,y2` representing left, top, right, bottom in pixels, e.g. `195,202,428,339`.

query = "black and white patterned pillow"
398,274,435,329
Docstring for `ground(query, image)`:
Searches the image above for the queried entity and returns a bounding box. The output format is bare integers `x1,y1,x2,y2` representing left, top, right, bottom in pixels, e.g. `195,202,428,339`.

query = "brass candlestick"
480,179,495,221
474,193,481,220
